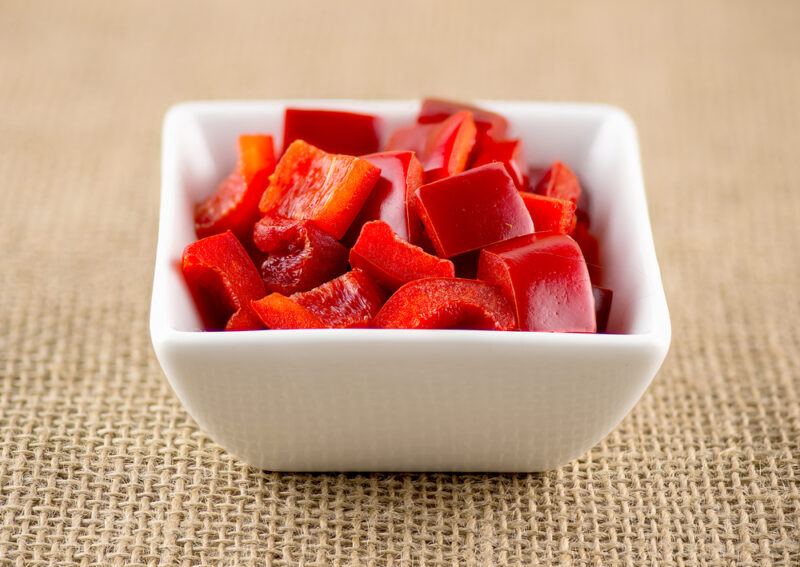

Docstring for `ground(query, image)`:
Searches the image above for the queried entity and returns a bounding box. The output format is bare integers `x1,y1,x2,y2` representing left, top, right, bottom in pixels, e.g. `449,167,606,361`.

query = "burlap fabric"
1,1,799,565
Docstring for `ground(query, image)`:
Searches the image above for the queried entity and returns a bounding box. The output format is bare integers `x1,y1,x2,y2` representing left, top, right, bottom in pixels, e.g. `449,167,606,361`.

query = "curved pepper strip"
350,220,455,291
282,108,380,155
194,135,276,241
417,98,508,157
253,216,348,295
519,192,577,234
251,269,385,329
258,140,380,239
181,231,266,331
534,161,582,204
478,233,596,333
372,277,516,330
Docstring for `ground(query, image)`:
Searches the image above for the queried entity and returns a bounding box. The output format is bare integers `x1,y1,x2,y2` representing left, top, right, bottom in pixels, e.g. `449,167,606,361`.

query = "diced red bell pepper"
253,216,348,295
572,220,601,283
372,278,516,330
350,220,455,291
258,140,380,239
534,161,582,204
478,233,596,332
282,108,380,156
251,269,385,329
346,151,425,244
519,192,577,234
414,163,534,258
417,98,508,155
194,135,276,241
181,231,267,331
387,111,476,182
472,138,528,189
592,286,613,333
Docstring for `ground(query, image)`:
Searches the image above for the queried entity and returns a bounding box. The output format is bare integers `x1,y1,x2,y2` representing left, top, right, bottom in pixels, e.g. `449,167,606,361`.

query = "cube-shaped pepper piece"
592,286,614,333
345,151,425,244
258,140,380,239
251,269,385,329
194,135,276,241
417,98,508,156
478,233,596,333
282,108,380,156
253,216,348,295
350,221,455,291
372,277,516,330
519,192,577,234
472,138,528,189
534,161,582,204
413,163,534,258
181,231,267,331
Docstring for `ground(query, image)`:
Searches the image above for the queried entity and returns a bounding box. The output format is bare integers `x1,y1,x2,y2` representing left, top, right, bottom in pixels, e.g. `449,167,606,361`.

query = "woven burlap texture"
1,1,798,565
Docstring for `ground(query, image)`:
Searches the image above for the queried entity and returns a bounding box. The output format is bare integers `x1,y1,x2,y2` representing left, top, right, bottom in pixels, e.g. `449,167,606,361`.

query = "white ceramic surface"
150,100,671,472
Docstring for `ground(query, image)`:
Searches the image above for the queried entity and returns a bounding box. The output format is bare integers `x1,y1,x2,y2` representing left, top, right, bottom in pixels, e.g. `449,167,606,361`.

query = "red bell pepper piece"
414,163,534,258
472,138,528,189
592,286,613,333
478,233,595,332
387,111,477,182
534,161,582,204
282,108,380,156
194,135,276,241
253,216,348,295
346,151,425,244
350,220,455,291
258,140,380,239
417,98,508,156
572,220,601,283
251,269,385,329
519,192,577,234
181,231,267,331
372,278,516,330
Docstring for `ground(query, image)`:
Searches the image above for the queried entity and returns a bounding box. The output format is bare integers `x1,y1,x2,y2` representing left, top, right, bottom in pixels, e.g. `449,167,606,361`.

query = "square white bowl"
150,100,671,472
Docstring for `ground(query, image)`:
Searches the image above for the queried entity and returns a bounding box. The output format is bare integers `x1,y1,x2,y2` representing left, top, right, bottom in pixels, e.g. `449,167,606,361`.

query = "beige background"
1,1,799,565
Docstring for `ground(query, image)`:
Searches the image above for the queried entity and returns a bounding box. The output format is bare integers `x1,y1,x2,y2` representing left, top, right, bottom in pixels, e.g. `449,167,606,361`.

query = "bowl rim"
151,99,671,352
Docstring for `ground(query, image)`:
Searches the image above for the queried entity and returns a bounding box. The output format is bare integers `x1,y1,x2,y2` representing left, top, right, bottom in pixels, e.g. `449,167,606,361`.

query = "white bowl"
150,100,671,472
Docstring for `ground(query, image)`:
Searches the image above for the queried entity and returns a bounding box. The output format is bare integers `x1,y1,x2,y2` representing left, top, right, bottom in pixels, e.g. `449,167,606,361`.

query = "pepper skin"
181,231,267,331
282,108,380,155
534,161,582,204
253,216,348,295
417,98,508,156
258,140,380,239
372,277,516,330
478,233,596,332
251,269,385,329
572,220,601,283
592,286,614,333
472,138,528,189
349,220,455,291
414,163,534,258
194,135,276,241
519,192,577,234
345,151,425,244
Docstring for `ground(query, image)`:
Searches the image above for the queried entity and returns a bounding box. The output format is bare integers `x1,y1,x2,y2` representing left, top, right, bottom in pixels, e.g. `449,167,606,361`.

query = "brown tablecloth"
1,1,798,564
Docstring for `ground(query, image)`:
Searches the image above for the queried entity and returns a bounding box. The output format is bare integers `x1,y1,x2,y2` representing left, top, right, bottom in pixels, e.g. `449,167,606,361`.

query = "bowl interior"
158,100,663,336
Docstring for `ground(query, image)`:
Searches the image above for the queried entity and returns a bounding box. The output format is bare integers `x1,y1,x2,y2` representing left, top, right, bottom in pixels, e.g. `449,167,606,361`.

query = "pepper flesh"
253,216,348,295
181,231,266,331
472,138,528,189
251,269,385,329
282,108,379,155
519,192,577,234
414,163,534,258
345,151,425,244
350,220,455,291
372,277,516,330
534,161,582,204
572,220,601,283
194,135,276,241
417,98,508,156
258,140,380,239
478,233,596,332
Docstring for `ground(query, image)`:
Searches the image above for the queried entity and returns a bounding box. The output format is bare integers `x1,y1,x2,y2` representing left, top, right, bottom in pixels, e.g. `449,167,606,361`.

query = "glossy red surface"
534,161,582,203
282,108,380,155
181,231,266,331
472,138,528,189
372,277,516,330
414,163,534,258
417,98,508,155
519,192,577,234
478,233,596,332
253,216,348,295
349,220,455,291
258,140,380,239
